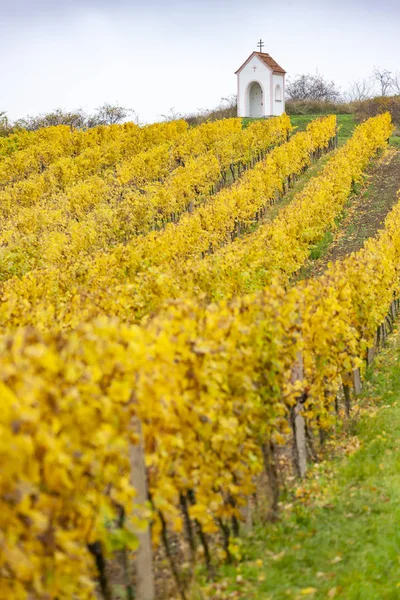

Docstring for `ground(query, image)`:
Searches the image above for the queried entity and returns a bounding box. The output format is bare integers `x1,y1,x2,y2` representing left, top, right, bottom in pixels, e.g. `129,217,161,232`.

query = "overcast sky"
1,0,399,123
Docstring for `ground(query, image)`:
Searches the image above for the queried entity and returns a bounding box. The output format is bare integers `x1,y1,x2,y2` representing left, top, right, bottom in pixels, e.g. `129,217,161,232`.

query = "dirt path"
305,147,400,278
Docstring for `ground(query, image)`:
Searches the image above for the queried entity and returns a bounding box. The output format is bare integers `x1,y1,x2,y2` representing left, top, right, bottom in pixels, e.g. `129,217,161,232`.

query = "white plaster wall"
272,73,285,116
237,55,271,118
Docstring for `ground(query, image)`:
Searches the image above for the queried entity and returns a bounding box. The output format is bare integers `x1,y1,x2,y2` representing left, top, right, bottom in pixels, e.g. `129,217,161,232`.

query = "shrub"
286,100,353,115
184,95,237,126
354,96,400,125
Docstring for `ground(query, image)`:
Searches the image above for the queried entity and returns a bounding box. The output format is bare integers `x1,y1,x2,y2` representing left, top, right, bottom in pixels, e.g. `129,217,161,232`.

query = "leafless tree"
345,78,374,102
286,73,341,102
391,72,400,95
160,107,183,122
373,67,393,96
13,104,138,131
89,103,136,126
0,111,9,136
14,108,88,130
219,94,238,109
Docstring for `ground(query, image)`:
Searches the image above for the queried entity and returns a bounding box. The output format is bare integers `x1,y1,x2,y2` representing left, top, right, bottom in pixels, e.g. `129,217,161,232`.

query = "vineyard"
1,110,400,600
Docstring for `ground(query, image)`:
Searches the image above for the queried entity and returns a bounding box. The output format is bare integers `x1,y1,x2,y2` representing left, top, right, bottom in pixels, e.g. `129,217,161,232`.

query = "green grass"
390,135,400,148
290,114,356,146
242,114,356,146
290,114,400,149
308,229,334,260
199,329,400,599
243,115,400,149
389,126,400,147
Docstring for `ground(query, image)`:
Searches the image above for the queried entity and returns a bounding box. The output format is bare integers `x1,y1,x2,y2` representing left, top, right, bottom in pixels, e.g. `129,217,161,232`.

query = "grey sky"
1,0,399,123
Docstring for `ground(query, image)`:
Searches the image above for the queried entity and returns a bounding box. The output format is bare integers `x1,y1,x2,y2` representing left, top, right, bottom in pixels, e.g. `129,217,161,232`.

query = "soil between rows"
305,147,400,278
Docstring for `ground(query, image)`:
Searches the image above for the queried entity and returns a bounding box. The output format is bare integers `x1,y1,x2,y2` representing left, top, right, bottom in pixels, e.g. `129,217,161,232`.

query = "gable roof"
235,52,286,75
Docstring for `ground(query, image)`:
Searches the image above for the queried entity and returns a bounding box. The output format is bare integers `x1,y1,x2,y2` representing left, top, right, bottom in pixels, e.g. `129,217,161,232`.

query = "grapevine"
1,111,398,600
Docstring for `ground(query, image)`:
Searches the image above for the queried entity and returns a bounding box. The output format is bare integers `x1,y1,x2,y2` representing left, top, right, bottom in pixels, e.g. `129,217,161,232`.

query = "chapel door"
249,81,263,118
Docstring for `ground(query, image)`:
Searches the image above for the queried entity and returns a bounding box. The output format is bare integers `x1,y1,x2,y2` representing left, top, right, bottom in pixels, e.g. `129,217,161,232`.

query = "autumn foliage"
0,111,396,599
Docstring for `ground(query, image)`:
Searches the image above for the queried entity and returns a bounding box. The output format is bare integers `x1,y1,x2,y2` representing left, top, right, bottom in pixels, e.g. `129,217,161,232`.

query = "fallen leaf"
271,550,286,561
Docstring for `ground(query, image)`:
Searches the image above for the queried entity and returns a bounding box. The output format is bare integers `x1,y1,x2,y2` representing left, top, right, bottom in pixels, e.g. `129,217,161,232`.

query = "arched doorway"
248,81,264,118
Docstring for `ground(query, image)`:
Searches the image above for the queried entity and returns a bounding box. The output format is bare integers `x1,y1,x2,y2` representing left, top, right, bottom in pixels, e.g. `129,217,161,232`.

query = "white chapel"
235,42,286,118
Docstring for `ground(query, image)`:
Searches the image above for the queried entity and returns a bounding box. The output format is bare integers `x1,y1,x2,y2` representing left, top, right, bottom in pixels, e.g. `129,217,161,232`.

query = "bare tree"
373,67,393,96
286,73,341,102
345,78,374,102
219,94,238,110
391,72,400,96
0,111,9,137
14,108,87,131
161,107,183,122
1,103,139,133
89,103,136,126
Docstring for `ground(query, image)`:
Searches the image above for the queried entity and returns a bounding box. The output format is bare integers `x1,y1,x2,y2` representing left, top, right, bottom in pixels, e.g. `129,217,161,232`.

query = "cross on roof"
257,39,264,53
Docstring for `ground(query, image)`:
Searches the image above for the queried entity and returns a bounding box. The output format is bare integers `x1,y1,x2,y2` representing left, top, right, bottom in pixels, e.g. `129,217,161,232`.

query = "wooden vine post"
291,352,307,478
367,346,375,367
352,368,362,395
129,396,155,600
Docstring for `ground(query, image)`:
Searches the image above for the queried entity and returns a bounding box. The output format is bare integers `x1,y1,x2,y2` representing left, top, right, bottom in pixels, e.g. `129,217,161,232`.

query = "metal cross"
253,65,257,71
257,39,264,53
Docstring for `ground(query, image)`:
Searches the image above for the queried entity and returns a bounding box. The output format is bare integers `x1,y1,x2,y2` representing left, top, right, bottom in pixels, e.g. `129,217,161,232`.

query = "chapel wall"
272,73,285,116
237,56,270,118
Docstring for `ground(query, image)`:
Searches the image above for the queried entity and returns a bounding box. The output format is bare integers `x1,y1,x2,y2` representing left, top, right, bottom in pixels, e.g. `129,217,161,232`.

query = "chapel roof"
235,52,286,75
